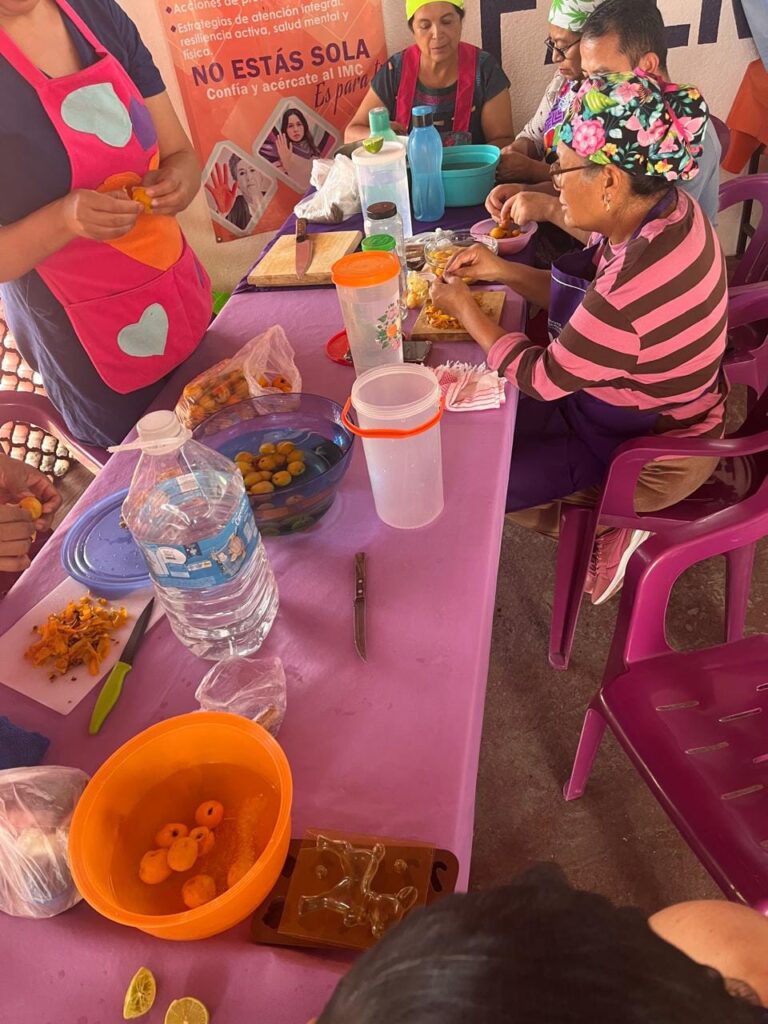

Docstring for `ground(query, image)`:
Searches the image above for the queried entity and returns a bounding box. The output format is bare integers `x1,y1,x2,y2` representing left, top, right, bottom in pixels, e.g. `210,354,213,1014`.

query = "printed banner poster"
159,0,387,242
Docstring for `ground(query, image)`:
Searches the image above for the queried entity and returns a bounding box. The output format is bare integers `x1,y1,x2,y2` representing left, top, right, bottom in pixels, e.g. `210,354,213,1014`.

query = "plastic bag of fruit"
0,765,89,918
175,324,302,429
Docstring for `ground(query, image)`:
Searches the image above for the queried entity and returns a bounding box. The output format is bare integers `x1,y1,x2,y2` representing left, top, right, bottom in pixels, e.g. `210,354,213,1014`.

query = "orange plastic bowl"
68,712,292,940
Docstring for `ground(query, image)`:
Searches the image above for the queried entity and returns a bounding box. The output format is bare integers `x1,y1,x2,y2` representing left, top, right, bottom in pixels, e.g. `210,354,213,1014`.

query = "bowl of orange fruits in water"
68,711,292,940
470,218,537,256
193,393,354,536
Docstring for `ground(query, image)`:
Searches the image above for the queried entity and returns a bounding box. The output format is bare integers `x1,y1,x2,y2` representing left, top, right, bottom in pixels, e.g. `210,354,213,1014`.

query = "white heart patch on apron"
117,303,169,358
61,82,132,148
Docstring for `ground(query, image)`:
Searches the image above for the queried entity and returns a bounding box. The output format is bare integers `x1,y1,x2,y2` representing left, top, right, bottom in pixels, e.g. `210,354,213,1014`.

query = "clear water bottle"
364,201,405,256
368,106,399,143
115,410,279,660
407,106,445,223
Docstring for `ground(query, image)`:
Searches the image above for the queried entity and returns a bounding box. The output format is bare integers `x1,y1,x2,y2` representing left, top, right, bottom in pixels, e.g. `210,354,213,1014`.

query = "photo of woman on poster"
258,104,336,192
204,150,273,232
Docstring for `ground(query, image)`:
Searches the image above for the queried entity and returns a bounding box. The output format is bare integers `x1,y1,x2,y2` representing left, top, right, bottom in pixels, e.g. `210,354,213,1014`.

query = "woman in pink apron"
431,72,727,604
0,0,211,447
344,0,514,147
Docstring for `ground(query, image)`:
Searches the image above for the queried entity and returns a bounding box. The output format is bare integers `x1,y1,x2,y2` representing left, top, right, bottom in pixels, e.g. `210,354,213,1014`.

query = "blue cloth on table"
0,716,50,769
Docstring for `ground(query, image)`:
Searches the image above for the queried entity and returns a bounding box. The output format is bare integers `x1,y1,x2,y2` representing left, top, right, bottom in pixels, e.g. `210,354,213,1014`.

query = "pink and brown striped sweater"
487,190,728,438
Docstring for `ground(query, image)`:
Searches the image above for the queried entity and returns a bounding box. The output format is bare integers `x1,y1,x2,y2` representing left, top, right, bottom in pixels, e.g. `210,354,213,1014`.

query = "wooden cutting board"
410,290,506,342
247,230,362,288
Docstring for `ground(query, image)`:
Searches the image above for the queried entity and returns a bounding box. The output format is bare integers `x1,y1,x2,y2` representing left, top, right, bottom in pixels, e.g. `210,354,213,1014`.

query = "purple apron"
506,218,665,512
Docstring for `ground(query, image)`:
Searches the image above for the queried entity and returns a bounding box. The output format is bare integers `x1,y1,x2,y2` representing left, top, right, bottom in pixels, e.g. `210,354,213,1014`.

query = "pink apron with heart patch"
0,0,210,394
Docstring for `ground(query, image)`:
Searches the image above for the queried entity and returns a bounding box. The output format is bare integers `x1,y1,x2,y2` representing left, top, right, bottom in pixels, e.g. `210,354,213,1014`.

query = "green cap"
361,234,397,252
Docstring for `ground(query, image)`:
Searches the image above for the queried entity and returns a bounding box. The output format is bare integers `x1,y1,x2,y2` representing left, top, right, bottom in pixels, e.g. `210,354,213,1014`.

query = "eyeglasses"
544,36,581,63
549,161,592,190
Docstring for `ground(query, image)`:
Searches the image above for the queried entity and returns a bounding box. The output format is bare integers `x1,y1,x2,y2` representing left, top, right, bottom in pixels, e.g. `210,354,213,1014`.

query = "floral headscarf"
556,72,709,181
548,0,603,32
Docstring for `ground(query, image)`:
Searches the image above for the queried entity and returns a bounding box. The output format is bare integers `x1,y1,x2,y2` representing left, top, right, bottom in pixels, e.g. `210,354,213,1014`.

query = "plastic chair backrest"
0,392,108,474
719,175,768,286
607,478,768,675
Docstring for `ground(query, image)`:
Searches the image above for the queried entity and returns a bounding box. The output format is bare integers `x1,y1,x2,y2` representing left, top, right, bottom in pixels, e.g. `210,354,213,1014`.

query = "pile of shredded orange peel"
25,595,128,679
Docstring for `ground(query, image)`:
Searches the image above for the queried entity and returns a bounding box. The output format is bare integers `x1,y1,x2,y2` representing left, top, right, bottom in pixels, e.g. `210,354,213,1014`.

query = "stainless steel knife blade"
354,552,366,661
295,217,313,279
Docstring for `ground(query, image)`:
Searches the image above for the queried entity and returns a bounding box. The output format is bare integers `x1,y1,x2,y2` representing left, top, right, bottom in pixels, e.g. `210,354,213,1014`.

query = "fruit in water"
189,826,215,856
139,849,172,885
167,837,199,873
194,800,224,828
181,874,217,909
154,823,189,848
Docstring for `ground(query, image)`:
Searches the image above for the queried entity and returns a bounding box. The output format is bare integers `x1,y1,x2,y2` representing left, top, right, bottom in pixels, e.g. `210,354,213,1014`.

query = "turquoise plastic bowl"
440,145,500,207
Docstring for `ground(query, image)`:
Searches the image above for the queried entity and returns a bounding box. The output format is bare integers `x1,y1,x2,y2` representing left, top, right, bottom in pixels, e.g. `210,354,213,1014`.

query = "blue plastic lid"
61,488,151,598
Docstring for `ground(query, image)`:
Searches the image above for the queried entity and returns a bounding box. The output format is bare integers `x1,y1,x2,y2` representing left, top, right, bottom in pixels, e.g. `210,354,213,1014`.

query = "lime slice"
164,997,210,1024
363,135,384,153
123,967,157,1020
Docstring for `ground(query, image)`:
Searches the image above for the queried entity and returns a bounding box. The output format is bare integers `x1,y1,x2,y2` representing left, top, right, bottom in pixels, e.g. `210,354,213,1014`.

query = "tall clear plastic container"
116,410,279,660
332,251,403,376
407,106,445,223
347,364,444,529
351,142,413,238
361,234,408,317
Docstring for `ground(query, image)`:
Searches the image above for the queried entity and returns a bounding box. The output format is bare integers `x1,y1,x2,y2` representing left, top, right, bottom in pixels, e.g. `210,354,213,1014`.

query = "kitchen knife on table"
295,217,313,279
88,597,154,735
354,553,367,662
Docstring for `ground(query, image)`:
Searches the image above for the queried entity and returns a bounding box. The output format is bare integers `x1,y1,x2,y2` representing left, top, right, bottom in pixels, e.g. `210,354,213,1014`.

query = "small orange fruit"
249,481,274,495
275,441,295,456
272,471,292,488
227,858,252,888
130,185,153,213
181,874,217,909
195,800,224,828
257,455,277,472
139,849,172,885
189,825,215,856
167,837,199,872
258,443,276,455
19,496,43,520
154,822,189,848
287,461,306,477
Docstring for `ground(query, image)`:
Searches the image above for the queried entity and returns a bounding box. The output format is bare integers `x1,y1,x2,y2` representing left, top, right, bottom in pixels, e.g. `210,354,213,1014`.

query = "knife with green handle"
88,597,154,735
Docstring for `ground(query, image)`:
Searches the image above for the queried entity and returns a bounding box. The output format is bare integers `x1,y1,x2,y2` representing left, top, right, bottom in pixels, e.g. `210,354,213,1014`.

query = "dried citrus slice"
164,997,210,1024
363,135,384,153
123,967,156,1020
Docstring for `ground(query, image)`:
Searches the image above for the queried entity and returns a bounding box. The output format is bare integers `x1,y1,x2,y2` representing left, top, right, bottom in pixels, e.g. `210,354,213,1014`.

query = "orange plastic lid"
331,250,400,288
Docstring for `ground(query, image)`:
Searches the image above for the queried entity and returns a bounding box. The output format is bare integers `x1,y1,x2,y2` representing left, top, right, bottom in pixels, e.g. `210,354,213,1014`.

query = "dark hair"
582,0,669,74
627,171,675,198
280,107,320,156
408,3,465,30
228,152,244,180
317,865,755,1024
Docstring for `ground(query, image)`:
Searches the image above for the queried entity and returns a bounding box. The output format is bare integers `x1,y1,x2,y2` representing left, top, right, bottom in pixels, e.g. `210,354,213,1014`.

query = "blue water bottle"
407,105,445,223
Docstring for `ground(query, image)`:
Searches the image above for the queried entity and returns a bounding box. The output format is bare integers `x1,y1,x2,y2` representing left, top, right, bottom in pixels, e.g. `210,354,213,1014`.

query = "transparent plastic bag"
0,765,89,918
294,154,361,224
195,655,287,735
176,324,302,429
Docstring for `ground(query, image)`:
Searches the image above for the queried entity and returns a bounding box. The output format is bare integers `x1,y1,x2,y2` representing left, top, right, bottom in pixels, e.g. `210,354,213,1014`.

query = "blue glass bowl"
193,394,354,535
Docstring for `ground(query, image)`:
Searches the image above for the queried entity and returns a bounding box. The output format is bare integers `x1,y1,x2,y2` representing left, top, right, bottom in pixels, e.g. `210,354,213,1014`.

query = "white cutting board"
0,578,164,715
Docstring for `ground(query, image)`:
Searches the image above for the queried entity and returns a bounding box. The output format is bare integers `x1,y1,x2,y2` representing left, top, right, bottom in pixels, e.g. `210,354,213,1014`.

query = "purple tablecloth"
0,275,524,1023
236,201,533,294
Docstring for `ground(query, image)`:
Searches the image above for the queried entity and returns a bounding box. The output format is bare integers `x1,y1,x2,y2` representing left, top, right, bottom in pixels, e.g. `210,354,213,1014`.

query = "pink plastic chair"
0,391,109,474
563,486,768,910
719,174,768,287
549,392,768,670
724,282,768,401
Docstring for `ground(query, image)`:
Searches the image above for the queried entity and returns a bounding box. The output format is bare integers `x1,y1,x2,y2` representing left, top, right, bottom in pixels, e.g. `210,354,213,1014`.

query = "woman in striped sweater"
431,72,727,604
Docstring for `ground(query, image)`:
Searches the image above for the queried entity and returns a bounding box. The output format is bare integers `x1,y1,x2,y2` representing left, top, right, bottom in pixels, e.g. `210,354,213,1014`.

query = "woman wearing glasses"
497,0,603,184
430,72,727,604
344,0,514,147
